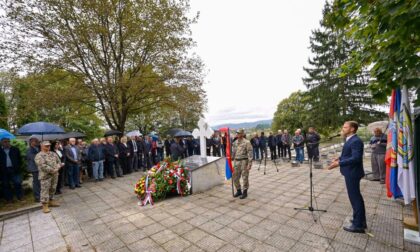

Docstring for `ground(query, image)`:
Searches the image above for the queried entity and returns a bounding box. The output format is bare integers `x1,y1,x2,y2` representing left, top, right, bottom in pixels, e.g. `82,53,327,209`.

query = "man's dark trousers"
131,153,138,172
31,171,40,201
307,146,320,162
67,163,80,188
344,175,366,228
1,172,23,201
277,143,283,157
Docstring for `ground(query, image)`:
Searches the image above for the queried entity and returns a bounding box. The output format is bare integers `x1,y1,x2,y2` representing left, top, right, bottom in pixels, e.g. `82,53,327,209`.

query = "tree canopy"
272,91,312,134
0,0,206,133
327,0,420,104
303,3,386,133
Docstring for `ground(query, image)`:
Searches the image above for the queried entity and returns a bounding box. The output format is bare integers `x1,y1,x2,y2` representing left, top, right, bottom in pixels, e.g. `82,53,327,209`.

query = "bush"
11,139,29,179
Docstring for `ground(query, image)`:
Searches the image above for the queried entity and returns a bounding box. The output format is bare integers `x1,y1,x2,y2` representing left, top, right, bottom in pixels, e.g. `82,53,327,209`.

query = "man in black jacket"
164,136,171,158
276,130,283,158
0,137,23,202
268,132,277,160
306,127,321,162
136,136,146,171
104,137,123,178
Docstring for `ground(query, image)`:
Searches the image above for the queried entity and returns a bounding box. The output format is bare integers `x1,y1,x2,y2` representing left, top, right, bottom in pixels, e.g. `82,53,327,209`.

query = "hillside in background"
212,119,272,130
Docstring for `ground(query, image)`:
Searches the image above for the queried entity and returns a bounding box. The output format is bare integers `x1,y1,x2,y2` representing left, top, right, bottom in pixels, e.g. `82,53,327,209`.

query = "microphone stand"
294,134,340,221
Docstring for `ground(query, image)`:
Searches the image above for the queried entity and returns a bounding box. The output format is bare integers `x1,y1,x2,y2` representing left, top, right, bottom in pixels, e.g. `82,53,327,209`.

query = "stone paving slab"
1,159,420,251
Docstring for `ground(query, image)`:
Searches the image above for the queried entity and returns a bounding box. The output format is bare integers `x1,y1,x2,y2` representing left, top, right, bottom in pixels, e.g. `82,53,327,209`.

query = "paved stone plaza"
1,160,420,252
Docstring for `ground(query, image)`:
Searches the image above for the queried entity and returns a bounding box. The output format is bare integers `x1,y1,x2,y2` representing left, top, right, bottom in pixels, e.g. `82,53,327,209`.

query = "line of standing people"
249,127,321,163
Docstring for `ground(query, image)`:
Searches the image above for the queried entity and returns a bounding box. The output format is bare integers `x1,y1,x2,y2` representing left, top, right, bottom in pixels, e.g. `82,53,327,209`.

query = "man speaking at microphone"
327,121,367,233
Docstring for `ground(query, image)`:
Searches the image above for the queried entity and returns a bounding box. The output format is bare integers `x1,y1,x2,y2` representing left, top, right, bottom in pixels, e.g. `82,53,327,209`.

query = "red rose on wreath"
168,179,173,185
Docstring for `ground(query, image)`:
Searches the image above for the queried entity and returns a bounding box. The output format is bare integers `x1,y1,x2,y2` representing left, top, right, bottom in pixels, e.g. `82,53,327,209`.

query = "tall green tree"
13,70,103,139
0,0,205,132
0,92,7,129
272,91,312,134
303,3,385,134
328,0,420,104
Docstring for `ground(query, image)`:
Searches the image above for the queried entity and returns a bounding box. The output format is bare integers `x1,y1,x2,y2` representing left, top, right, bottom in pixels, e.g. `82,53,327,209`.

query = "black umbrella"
174,130,193,138
18,122,65,135
64,131,86,139
18,122,65,141
168,128,183,136
104,130,123,137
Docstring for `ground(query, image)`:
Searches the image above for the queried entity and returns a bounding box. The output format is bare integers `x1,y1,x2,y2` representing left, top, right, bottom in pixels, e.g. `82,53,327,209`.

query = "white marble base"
182,155,225,194
404,229,420,245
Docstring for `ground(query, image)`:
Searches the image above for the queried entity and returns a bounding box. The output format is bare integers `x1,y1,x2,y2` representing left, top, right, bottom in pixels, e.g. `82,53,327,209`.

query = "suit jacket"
118,143,129,159
104,143,118,161
0,146,21,174
64,145,81,164
127,140,138,156
339,135,364,178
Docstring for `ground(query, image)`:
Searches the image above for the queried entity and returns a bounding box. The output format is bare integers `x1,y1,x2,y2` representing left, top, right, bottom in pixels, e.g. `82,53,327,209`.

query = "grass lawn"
0,191,37,213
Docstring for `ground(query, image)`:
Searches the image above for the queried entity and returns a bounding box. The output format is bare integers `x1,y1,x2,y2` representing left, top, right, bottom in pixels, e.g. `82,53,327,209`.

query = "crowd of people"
0,125,387,211
249,127,321,163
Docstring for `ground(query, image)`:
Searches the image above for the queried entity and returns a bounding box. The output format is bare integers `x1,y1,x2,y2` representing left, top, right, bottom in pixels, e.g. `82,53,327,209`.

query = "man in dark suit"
104,137,123,178
128,136,139,172
328,121,366,233
0,137,23,202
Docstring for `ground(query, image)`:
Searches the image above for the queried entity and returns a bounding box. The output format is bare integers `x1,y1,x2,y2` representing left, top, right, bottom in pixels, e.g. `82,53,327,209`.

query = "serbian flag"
385,88,403,199
219,127,234,179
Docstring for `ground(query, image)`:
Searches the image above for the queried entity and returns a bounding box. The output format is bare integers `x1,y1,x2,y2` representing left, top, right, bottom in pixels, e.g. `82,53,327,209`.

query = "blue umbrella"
0,129,16,140
17,122,65,141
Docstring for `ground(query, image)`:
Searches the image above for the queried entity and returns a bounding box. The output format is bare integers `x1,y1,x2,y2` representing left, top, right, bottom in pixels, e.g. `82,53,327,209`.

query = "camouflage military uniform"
232,138,253,190
35,151,61,204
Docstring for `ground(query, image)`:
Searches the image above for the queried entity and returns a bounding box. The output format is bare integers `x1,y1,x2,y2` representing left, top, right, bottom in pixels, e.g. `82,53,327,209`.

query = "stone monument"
183,118,224,193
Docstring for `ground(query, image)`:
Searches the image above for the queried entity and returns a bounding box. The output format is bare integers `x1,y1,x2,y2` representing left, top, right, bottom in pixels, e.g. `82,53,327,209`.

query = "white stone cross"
192,118,214,158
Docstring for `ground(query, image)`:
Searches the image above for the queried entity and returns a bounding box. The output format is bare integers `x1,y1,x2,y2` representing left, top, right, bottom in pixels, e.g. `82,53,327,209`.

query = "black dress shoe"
239,189,248,199
76,185,82,188
368,178,380,181
350,219,367,229
233,190,242,198
343,225,365,233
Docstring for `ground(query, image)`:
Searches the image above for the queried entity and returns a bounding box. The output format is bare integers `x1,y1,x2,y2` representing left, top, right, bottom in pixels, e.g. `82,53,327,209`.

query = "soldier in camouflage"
34,141,62,213
232,129,253,199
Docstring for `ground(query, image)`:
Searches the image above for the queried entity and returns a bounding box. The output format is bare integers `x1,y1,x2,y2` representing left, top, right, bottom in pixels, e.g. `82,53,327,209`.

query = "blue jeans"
67,163,80,188
92,161,104,180
253,147,260,160
295,147,304,163
1,172,23,201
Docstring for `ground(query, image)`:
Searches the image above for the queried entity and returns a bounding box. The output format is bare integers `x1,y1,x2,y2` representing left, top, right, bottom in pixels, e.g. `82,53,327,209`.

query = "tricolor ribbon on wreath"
142,175,154,206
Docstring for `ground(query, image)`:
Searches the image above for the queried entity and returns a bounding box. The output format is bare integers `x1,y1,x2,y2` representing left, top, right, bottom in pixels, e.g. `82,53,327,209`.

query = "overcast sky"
189,0,326,126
